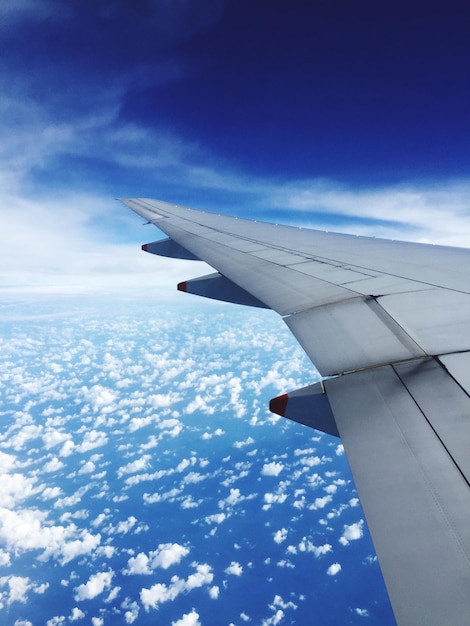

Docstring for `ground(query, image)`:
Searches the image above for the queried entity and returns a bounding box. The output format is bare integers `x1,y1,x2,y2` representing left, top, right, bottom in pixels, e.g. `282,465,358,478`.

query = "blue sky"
1,1,469,302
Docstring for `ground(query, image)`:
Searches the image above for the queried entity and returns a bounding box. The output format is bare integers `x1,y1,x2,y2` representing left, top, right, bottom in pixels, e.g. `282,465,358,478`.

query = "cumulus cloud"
74,571,114,601
287,538,332,558
124,543,189,575
0,575,30,605
262,492,288,510
43,457,65,473
201,428,224,440
121,598,140,624
233,436,254,448
225,561,243,576
261,462,284,477
309,495,333,510
326,563,342,576
355,607,370,617
339,520,364,546
0,472,39,508
140,563,213,611
273,528,288,544
117,455,151,478
261,595,297,625
0,507,101,564
172,609,201,626
69,607,85,621
76,430,108,453
205,512,226,525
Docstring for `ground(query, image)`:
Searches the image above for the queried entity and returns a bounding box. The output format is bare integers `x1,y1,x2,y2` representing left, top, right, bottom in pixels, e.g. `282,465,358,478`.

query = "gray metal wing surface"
121,198,470,626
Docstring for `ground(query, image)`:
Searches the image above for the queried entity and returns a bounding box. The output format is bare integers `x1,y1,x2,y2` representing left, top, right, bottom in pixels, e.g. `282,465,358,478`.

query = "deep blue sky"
121,0,470,182
4,0,470,185
1,0,469,295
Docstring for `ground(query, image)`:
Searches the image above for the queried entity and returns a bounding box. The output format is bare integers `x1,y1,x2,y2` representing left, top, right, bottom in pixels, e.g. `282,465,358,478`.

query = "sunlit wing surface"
121,198,470,626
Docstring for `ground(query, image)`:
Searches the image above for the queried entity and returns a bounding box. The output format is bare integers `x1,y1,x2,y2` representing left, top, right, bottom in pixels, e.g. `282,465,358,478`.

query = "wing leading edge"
122,198,470,625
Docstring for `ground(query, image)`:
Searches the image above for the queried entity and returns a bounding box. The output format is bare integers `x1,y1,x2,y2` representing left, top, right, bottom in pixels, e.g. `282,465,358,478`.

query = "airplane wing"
121,198,470,626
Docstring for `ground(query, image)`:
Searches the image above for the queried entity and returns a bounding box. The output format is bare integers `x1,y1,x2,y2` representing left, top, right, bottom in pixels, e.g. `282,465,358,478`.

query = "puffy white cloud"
261,609,284,625
104,516,138,535
185,395,215,415
270,595,297,611
205,513,226,525
124,553,152,576
0,507,101,564
69,607,85,621
76,430,108,453
218,487,256,510
0,472,39,508
0,549,11,567
78,460,96,474
326,562,342,576
123,543,190,575
117,455,151,478
46,617,66,626
233,436,254,448
176,457,197,473
0,575,30,605
309,495,333,510
122,599,140,624
225,561,243,576
74,570,114,601
273,528,288,544
262,490,288,510
201,428,224,440
261,462,284,477
140,563,213,611
41,486,63,500
152,543,190,569
339,520,364,546
261,595,297,625
298,455,323,467
172,609,200,626
81,385,117,413
355,607,370,617
43,456,65,473
208,585,219,599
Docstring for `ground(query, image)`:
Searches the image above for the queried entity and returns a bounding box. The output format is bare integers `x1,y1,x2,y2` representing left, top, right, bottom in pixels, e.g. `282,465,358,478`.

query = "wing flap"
285,296,425,376
325,362,470,626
